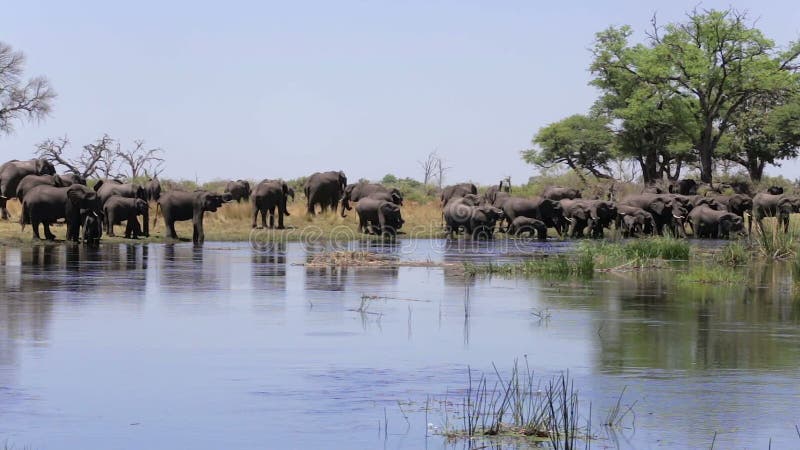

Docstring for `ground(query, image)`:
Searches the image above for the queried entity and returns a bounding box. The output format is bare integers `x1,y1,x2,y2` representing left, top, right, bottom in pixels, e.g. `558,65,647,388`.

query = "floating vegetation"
304,251,452,269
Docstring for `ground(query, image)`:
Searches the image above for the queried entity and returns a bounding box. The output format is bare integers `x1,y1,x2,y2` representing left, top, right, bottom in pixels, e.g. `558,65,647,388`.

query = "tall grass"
715,241,750,266
752,227,796,260
464,254,595,279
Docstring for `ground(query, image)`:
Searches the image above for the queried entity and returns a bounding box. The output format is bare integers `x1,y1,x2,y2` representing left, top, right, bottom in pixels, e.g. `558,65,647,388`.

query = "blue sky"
3,1,800,185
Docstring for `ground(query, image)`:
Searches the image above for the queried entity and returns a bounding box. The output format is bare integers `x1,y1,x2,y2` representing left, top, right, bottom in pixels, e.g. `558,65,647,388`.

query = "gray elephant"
483,178,512,203
669,179,699,195
224,180,251,203
752,193,800,233
16,173,85,200
0,158,57,219
355,196,404,238
688,205,745,238
104,196,150,238
767,186,784,195
507,216,547,240
252,179,291,229
82,211,103,247
711,194,753,232
156,190,229,243
559,199,593,238
616,205,655,237
440,183,478,206
20,182,104,241
500,196,565,237
97,180,147,206
619,194,686,237
542,186,582,201
304,171,347,215
145,177,161,202
444,196,504,239
341,182,402,217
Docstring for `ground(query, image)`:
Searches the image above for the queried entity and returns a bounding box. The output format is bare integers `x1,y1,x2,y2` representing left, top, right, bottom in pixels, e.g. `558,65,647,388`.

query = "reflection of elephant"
21,182,104,241
507,217,547,240
156,190,228,243
619,194,686,236
16,173,85,200
145,177,161,202
224,179,251,202
341,182,402,217
0,158,57,219
444,196,504,239
252,179,291,229
616,205,655,237
500,197,564,237
104,196,150,238
355,197,404,237
542,186,582,201
752,193,800,233
440,183,477,206
304,171,347,215
711,194,753,232
688,205,745,238
97,180,146,206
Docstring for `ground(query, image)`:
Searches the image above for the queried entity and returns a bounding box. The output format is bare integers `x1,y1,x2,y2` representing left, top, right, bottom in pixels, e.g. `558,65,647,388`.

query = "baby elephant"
82,211,103,246
688,205,744,239
507,217,547,240
355,197,404,238
104,196,150,238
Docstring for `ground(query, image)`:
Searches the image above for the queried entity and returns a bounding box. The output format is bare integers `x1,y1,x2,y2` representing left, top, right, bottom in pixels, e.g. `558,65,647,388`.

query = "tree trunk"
698,126,714,184
641,151,659,184
748,160,765,182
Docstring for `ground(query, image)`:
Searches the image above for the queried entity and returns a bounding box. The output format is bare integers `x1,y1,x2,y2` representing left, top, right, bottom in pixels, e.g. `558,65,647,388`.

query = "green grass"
752,226,796,260
675,265,744,284
464,255,594,279
714,241,750,266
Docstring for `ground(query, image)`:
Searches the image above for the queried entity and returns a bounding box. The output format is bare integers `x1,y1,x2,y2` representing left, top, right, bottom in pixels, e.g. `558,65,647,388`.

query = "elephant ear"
53,174,65,187
67,186,87,206
651,199,666,215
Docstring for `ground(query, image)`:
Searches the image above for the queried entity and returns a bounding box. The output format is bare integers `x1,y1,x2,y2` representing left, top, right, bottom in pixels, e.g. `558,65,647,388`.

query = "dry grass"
0,197,445,244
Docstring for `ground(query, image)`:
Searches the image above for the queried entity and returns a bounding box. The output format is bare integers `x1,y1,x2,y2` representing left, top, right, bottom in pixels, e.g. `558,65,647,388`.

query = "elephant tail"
153,202,161,227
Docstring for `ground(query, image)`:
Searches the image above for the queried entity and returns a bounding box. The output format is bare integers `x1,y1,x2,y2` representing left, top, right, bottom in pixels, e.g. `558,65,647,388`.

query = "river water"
1,240,799,449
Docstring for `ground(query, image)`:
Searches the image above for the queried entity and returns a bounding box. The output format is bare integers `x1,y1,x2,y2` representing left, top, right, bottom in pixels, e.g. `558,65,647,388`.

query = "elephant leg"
107,212,116,236
277,204,285,229
251,204,259,229
0,198,9,220
44,222,56,240
268,206,275,229
192,215,204,244
166,219,179,239
31,221,41,240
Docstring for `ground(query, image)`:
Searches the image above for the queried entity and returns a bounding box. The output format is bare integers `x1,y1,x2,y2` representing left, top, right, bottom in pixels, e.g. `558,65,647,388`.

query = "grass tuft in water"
714,241,750,266
676,265,744,284
753,227,795,260
464,255,594,279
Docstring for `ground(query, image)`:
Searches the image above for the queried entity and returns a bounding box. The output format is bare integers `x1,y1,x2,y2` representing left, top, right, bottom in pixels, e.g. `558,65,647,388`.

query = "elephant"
15,173,85,200
483,178,512,204
156,190,229,244
341,182,402,217
440,183,478,206
20,181,104,241
104,196,150,238
443,196,504,239
752,193,800,233
0,158,57,219
616,205,655,237
82,211,103,246
767,186,784,195
500,196,565,237
710,194,753,232
355,196,405,238
224,179,251,203
619,194,687,237
669,179,699,195
669,194,724,212
559,199,593,238
97,180,147,206
58,173,86,186
688,205,745,239
542,186,582,201
507,216,547,240
252,179,291,229
145,177,161,202
304,171,347,215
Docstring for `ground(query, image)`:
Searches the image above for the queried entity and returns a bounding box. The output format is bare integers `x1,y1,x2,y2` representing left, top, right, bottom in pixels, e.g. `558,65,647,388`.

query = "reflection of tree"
583,267,800,372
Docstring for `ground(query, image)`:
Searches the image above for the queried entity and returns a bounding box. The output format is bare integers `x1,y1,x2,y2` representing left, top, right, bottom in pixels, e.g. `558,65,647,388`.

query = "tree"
418,151,439,185
117,139,164,179
0,42,56,135
523,114,616,182
590,8,800,183
719,94,800,181
36,134,119,179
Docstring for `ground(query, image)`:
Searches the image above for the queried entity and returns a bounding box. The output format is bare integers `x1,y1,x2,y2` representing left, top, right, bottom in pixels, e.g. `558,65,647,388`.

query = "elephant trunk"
143,207,150,237
340,196,350,217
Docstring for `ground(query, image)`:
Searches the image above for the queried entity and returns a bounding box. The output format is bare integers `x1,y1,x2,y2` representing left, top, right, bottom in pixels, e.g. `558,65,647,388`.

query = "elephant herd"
441,179,800,241
3,157,799,246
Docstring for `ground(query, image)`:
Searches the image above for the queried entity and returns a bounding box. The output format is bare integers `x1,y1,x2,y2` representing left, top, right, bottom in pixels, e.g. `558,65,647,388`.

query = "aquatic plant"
463,255,594,279
675,265,744,284
752,225,796,260
714,241,750,266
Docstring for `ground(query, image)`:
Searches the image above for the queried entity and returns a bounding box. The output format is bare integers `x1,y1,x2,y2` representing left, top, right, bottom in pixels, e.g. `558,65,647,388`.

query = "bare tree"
418,151,439,185
35,134,118,179
435,155,452,189
117,139,164,179
0,42,56,136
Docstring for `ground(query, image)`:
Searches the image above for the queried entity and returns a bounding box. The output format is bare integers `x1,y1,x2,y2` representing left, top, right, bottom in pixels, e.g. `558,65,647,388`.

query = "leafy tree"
590,8,800,183
0,42,56,135
523,114,616,182
719,94,800,181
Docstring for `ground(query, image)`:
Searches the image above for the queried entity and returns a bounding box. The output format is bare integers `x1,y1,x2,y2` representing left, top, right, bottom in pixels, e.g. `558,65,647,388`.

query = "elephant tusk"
673,214,684,219
744,211,751,217
565,217,574,223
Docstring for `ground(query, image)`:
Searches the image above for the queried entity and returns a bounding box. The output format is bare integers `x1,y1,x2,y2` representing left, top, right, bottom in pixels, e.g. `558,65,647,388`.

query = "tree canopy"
0,42,56,135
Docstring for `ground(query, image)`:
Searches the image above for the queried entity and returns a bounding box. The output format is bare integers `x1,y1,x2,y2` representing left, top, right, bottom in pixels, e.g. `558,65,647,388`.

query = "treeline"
523,8,800,184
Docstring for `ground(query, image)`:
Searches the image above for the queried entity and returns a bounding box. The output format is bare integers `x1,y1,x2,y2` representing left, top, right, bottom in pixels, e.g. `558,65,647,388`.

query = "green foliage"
381,174,398,184
715,241,750,266
523,114,616,181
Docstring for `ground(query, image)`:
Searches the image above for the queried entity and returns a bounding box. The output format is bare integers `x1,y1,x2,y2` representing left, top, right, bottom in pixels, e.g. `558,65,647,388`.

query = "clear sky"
3,1,800,185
